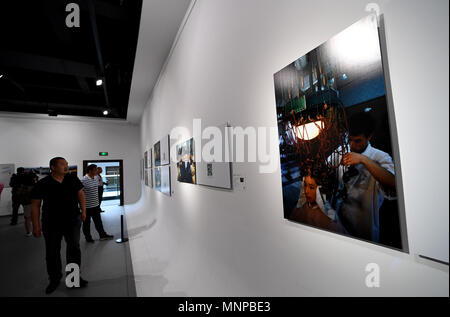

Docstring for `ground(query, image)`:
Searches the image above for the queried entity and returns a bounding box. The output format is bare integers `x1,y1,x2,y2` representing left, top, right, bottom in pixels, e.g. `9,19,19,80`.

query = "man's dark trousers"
11,195,20,224
43,216,82,282
82,206,107,239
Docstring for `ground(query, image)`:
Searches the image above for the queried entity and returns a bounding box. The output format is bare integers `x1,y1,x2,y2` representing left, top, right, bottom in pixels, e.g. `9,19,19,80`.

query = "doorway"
83,160,124,206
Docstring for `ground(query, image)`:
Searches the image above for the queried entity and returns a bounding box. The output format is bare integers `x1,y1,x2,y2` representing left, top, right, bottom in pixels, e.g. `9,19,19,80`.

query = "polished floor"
0,202,136,297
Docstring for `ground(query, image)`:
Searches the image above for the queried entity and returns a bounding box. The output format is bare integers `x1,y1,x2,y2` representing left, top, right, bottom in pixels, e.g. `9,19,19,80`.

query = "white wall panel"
127,0,449,296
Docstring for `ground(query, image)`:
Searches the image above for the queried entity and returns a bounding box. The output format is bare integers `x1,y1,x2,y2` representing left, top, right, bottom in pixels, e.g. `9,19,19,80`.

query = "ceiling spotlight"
96,79,103,86
0,74,3,79
103,110,109,116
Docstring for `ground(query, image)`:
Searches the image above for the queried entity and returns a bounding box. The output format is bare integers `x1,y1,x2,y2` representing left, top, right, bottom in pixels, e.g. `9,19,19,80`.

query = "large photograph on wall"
274,15,405,250
0,164,15,188
24,166,78,180
176,138,196,184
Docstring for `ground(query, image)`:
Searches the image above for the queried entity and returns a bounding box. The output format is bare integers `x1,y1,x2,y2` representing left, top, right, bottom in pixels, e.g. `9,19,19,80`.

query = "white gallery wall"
126,0,449,296
0,115,141,216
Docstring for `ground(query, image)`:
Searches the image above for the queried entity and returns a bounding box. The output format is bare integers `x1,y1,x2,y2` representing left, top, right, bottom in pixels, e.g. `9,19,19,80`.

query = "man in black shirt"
31,157,88,294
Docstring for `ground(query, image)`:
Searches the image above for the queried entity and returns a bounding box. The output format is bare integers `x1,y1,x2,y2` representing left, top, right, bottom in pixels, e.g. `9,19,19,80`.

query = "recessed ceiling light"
96,79,103,86
103,110,109,116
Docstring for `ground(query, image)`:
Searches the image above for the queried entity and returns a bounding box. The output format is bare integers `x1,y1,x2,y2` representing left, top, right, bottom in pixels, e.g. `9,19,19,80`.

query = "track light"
96,79,103,86
103,110,109,116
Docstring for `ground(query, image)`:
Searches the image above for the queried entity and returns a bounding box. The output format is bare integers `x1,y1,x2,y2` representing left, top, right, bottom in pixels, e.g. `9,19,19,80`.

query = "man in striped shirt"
81,164,113,242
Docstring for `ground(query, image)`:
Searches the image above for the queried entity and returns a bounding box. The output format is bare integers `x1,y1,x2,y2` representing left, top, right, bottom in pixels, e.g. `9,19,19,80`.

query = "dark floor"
0,203,136,297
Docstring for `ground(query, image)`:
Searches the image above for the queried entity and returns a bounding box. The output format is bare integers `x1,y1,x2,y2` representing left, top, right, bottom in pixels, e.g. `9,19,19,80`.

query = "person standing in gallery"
9,167,25,225
337,112,397,242
15,171,38,236
96,167,107,212
81,164,113,242
30,157,88,294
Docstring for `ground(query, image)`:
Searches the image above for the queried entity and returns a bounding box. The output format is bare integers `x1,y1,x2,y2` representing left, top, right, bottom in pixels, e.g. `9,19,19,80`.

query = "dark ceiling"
0,0,142,119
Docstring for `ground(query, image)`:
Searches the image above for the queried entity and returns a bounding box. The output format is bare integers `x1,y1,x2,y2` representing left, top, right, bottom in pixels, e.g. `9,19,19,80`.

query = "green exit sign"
99,152,109,156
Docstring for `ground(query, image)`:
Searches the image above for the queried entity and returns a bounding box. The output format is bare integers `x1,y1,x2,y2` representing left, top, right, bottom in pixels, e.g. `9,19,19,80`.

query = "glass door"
83,160,124,206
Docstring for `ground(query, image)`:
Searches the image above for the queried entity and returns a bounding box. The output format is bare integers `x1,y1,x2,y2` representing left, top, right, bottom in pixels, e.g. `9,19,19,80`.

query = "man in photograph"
338,112,397,242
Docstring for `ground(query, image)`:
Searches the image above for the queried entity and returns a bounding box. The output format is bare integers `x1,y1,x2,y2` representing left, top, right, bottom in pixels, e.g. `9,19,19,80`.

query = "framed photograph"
144,151,148,169
22,166,77,180
155,135,170,166
196,125,232,189
149,149,153,169
160,135,170,166
155,165,171,196
146,168,153,188
274,15,406,250
154,141,161,167
176,138,196,184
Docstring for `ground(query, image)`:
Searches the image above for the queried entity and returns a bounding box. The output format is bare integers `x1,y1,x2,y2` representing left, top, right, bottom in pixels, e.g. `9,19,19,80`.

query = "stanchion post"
116,214,129,243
